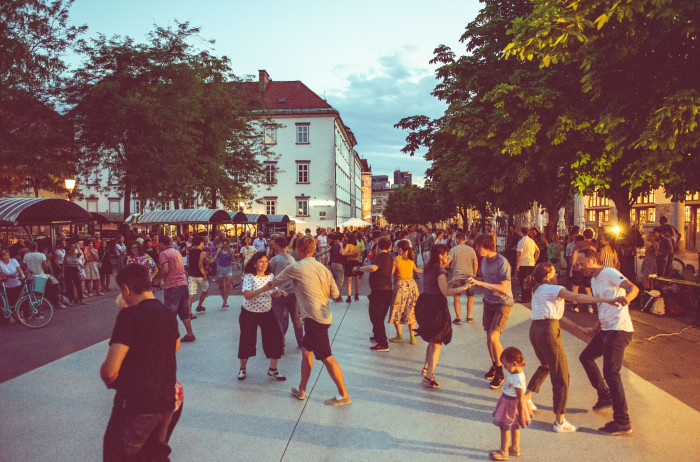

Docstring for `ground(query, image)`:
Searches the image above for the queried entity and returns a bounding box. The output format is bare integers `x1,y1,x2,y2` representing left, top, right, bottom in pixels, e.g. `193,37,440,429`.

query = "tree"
0,0,85,194
66,22,271,218
382,184,448,225
504,0,700,223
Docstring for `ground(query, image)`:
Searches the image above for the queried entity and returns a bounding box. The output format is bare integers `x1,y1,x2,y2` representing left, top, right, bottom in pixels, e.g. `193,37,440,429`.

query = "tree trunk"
608,187,631,228
174,198,179,209
123,184,131,220
210,189,217,209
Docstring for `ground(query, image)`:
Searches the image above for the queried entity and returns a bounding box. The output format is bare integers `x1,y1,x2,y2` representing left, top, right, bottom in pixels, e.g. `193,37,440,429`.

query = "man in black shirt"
355,236,393,352
101,264,180,462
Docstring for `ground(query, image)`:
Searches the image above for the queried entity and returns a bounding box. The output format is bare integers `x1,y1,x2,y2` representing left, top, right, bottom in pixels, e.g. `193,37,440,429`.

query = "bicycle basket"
31,275,48,295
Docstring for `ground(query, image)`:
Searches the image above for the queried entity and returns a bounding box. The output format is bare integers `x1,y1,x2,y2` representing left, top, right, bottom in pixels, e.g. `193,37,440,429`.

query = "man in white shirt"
252,232,268,254
576,248,638,436
516,227,538,302
24,241,66,309
268,235,350,406
447,233,478,324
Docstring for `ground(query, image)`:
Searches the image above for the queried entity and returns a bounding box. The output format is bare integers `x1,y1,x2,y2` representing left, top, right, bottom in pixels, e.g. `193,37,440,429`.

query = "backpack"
643,290,665,315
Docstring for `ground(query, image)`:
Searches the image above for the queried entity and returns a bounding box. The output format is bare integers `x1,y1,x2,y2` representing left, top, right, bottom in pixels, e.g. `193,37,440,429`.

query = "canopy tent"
138,209,232,225
90,212,124,224
0,198,94,226
340,218,371,228
226,212,269,237
264,214,291,235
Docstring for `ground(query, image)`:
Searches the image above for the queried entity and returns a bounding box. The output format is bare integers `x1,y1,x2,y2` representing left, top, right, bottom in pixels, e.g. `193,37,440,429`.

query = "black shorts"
302,318,332,360
343,260,360,275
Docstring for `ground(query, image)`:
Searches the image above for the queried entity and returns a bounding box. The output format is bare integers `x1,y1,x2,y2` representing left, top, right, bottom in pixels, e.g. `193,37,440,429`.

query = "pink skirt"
492,394,526,430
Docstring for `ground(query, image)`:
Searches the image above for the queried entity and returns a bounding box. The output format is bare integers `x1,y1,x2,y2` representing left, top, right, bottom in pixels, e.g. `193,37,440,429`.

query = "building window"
687,192,699,201
296,124,309,144
86,199,98,213
134,200,141,214
265,163,276,184
108,199,121,213
297,163,309,184
587,210,595,222
264,126,277,145
639,208,647,224
297,199,309,217
647,207,655,223
630,209,636,223
604,209,610,222
265,199,276,215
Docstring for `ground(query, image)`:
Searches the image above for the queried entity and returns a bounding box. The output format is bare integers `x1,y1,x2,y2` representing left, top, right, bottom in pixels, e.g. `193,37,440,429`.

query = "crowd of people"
2,219,695,460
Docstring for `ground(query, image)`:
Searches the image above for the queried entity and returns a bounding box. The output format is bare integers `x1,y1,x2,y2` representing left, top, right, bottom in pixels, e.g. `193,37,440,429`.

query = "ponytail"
397,240,413,261
526,262,555,292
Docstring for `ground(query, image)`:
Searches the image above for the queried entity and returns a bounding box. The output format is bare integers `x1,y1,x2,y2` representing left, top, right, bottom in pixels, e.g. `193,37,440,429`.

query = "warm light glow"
612,225,621,234
64,178,76,191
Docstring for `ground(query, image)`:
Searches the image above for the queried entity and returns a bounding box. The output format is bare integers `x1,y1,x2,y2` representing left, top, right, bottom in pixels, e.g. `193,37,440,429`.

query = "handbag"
78,266,87,281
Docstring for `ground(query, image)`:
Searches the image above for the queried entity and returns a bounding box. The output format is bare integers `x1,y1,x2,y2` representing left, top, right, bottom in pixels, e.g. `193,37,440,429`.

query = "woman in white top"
523,262,620,433
0,250,26,307
237,251,286,382
115,236,127,272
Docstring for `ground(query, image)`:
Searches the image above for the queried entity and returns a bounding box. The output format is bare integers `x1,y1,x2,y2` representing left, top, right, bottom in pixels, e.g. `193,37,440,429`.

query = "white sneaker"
553,419,579,433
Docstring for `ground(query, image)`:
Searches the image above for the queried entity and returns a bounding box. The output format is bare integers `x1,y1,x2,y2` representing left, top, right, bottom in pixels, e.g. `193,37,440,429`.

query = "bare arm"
556,287,624,305
198,252,207,276
412,261,424,274
100,343,129,388
570,250,578,276
356,264,379,273
154,262,168,286
469,276,510,297
516,251,522,271
620,279,639,304
438,273,471,296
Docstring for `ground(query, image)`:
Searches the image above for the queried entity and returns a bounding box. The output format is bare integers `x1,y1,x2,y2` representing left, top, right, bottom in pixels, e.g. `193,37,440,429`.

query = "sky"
67,0,483,185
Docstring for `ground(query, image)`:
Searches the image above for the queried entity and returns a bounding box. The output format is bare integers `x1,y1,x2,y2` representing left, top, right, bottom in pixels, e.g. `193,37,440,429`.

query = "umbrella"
341,218,371,227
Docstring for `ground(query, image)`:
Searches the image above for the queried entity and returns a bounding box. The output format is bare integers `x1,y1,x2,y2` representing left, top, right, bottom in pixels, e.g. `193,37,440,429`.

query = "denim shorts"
164,285,189,320
217,265,233,278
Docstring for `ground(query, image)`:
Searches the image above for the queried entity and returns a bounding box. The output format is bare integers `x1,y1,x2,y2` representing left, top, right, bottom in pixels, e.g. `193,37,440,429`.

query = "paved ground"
1,282,699,461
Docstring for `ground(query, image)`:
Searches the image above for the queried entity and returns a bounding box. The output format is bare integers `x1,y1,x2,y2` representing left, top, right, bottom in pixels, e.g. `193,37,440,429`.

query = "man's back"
23,251,46,275
110,299,178,413
449,244,477,277
159,247,187,288
277,257,338,324
269,252,295,291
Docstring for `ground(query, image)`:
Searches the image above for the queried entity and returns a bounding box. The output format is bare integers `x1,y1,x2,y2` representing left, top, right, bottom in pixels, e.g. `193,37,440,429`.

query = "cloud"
326,49,445,184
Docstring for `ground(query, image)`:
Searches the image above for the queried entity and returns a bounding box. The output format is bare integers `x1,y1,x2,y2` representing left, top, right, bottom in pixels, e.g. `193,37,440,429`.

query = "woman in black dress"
414,244,472,388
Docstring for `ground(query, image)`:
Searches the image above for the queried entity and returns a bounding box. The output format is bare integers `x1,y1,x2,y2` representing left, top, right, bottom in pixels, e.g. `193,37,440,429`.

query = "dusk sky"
67,1,482,184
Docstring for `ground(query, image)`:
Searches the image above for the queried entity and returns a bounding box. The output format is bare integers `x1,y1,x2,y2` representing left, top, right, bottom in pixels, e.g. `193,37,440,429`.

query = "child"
490,347,532,461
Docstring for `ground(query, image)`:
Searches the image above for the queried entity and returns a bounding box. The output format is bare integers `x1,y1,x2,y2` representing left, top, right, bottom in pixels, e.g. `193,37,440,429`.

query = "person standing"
469,233,514,389
268,235,350,406
252,232,268,254
504,225,519,279
448,232,478,324
354,236,394,352
569,229,597,312
342,234,361,303
98,240,113,292
101,264,179,462
187,237,209,315
515,228,538,303
328,234,345,302
387,240,422,344
576,248,638,436
155,235,195,342
211,239,235,308
269,236,303,349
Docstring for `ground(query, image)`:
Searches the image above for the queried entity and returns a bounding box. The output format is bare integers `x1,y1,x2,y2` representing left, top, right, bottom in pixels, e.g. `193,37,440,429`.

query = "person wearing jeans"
155,235,195,342
575,248,638,436
269,237,303,349
328,234,345,303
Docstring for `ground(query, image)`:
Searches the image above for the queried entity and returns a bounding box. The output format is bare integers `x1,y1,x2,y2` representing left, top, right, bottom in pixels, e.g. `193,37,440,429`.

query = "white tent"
341,218,371,228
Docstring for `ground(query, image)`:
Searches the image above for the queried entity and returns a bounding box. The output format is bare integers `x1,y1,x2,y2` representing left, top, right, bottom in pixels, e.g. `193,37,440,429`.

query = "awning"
229,211,247,224
137,209,232,225
91,212,124,224
0,198,94,226
227,212,269,224
266,214,290,223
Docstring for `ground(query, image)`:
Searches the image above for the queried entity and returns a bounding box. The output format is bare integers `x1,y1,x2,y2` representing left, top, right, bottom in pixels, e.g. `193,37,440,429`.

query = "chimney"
258,69,270,93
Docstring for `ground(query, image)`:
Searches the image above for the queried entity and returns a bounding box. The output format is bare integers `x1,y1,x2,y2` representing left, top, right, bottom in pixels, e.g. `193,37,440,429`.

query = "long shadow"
182,408,491,458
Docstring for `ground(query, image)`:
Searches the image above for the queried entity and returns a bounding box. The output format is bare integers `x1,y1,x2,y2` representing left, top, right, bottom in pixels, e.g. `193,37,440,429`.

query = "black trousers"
238,309,283,360
369,289,394,346
518,266,534,302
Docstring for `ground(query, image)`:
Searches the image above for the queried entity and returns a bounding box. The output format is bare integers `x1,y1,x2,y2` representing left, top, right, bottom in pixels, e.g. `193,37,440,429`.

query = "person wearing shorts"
469,233,514,390
211,239,236,308
447,232,478,324
268,235,350,406
187,236,209,317
155,235,195,342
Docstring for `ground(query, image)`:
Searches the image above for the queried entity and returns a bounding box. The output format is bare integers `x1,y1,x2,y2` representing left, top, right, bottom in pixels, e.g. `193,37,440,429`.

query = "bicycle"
1,275,54,328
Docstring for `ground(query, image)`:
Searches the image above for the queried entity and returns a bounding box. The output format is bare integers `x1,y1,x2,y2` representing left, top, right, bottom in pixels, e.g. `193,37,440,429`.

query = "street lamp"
64,178,76,202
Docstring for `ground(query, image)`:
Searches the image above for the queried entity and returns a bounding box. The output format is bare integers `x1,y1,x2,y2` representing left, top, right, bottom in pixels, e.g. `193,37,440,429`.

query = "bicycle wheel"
669,258,685,278
15,296,53,328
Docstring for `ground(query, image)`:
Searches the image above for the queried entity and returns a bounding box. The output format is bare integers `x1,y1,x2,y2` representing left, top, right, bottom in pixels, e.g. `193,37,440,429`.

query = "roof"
360,158,371,172
228,212,269,224
138,209,232,225
0,198,94,226
91,212,124,224
266,214,290,223
244,81,333,112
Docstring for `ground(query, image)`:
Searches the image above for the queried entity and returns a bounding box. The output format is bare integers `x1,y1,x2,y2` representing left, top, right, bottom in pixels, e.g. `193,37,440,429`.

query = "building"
393,170,412,187
578,188,698,251
372,175,390,190
360,159,372,223
371,175,393,226
73,70,364,232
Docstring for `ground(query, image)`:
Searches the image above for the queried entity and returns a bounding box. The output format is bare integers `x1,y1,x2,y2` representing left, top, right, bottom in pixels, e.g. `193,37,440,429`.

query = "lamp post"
64,178,76,202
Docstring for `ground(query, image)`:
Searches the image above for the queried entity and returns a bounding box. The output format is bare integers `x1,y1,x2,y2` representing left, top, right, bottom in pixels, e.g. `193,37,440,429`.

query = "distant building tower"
393,170,412,187
360,159,372,223
372,175,391,190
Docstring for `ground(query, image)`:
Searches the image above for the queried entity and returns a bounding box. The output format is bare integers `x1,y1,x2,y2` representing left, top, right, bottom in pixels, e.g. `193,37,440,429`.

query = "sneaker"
324,395,351,406
370,344,389,352
553,419,579,433
237,369,246,381
422,376,440,388
484,365,498,381
346,296,351,303
466,317,474,323
592,397,613,411
267,368,287,381
489,371,505,389
588,305,594,314
453,318,462,325
196,305,206,312
598,420,632,436
410,335,418,344
291,387,305,400
181,334,196,342
389,335,403,343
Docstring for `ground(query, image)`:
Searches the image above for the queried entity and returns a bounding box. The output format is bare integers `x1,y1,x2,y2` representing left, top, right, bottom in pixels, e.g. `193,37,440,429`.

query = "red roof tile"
243,81,334,112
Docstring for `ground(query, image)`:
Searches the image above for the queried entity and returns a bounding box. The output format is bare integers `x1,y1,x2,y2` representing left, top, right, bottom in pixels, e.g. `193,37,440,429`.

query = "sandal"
489,450,508,461
189,313,197,319
238,369,246,381
421,366,428,376
422,376,440,388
